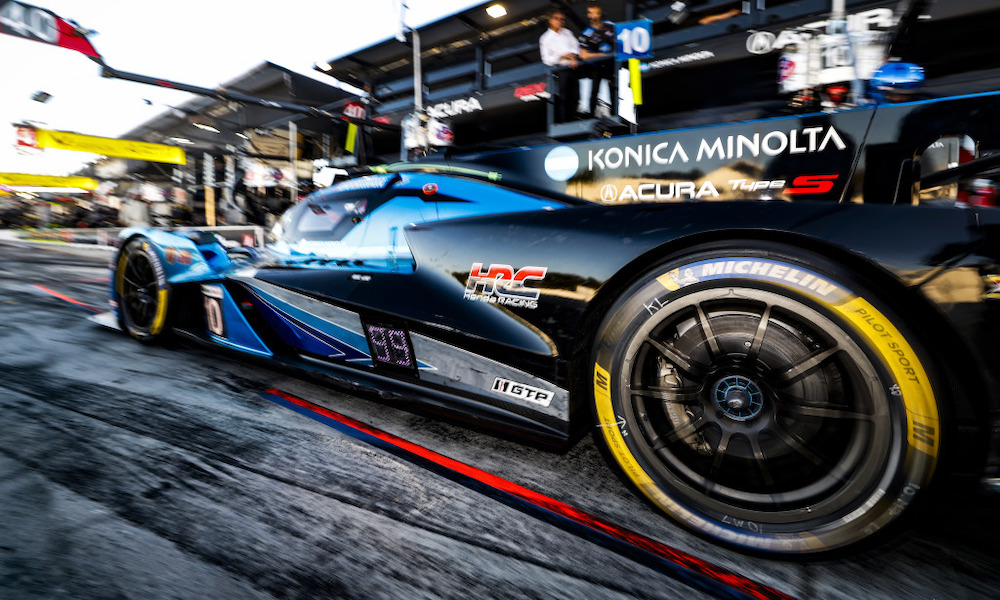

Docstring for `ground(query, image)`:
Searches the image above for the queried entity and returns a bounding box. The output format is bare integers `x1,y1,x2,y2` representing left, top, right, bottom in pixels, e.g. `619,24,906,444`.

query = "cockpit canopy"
269,172,573,269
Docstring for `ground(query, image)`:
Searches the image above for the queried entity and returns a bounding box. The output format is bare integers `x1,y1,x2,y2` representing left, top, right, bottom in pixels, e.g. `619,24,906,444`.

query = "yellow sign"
629,58,643,105
345,123,358,154
0,173,99,190
31,128,187,165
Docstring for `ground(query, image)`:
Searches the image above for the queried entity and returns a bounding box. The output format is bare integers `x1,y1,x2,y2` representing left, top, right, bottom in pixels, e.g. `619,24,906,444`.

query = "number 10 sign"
615,19,653,60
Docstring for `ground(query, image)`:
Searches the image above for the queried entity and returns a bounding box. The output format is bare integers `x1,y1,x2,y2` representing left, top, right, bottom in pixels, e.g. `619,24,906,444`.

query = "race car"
106,90,1000,557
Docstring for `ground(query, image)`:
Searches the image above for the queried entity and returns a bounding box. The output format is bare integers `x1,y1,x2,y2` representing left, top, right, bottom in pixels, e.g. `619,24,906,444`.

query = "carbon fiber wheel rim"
119,250,159,330
618,287,899,528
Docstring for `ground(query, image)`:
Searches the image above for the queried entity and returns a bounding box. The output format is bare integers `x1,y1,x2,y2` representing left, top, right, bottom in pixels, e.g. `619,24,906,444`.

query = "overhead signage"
745,7,895,55
615,19,653,60
0,1,102,60
515,82,549,102
0,172,99,190
342,101,366,120
248,129,302,159
14,125,36,147
15,126,187,165
425,96,483,119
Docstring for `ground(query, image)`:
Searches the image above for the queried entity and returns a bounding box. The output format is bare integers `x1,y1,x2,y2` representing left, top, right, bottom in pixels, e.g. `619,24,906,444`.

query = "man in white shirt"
539,10,580,122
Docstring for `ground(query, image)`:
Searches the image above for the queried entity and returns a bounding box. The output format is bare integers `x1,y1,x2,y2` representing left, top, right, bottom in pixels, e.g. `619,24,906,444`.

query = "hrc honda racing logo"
464,263,547,309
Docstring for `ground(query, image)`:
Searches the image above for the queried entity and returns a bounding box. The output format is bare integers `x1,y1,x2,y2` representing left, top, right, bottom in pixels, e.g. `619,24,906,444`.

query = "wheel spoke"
772,346,839,386
665,413,708,444
783,402,873,421
748,435,775,487
629,384,700,404
769,424,827,467
711,430,733,472
125,257,146,283
695,302,721,359
746,304,772,363
646,337,706,379
122,274,144,290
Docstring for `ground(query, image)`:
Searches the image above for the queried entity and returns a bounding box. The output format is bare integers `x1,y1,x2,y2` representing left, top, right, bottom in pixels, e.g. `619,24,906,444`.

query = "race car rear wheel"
591,246,942,555
115,237,171,342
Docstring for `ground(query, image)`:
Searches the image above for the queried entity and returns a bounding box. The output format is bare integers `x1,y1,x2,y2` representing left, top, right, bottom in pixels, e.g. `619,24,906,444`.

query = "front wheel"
114,237,171,342
591,246,943,555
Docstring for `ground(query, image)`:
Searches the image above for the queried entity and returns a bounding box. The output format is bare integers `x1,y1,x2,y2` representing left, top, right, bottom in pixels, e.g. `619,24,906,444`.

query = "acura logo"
746,31,776,55
600,184,618,202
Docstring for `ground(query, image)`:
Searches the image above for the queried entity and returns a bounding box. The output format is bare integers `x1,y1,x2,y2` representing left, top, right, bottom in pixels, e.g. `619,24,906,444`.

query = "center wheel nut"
713,375,764,421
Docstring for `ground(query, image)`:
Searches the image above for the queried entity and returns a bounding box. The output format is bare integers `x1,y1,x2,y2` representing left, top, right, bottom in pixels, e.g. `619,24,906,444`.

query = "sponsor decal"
647,50,715,70
492,377,554,407
728,174,839,195
653,258,848,302
464,263,547,309
783,174,839,195
515,82,550,102
600,181,719,203
544,145,579,181
164,247,193,265
586,126,847,172
728,179,786,192
426,96,483,119
544,146,580,181
745,8,894,55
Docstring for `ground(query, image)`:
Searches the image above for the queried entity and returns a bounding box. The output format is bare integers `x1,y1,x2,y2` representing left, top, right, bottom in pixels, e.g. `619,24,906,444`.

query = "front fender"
117,227,229,284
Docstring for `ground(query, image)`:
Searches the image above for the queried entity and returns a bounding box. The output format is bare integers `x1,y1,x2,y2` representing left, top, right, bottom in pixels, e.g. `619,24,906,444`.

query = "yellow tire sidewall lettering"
834,296,939,463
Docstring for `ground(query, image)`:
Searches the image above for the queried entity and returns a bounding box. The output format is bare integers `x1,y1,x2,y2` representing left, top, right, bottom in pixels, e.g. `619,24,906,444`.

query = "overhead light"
169,137,194,145
316,61,332,71
192,122,220,133
236,132,249,140
486,4,506,18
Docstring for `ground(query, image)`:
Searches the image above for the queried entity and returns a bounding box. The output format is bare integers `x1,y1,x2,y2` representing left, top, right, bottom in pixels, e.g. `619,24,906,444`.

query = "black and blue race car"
106,89,1000,557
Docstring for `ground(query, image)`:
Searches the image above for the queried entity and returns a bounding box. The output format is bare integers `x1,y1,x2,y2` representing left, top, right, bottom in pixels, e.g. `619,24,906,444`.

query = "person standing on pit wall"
539,9,581,123
578,1,615,117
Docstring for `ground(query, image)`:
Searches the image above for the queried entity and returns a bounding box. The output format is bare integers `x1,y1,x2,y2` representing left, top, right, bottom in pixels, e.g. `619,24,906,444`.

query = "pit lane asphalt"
1,238,998,600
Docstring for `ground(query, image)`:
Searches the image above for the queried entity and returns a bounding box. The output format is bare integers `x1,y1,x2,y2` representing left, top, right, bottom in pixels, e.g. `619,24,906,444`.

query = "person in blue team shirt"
578,2,615,116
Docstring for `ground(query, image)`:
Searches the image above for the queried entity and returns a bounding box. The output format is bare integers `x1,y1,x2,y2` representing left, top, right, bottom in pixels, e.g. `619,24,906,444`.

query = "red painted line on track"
31,284,102,313
263,387,798,600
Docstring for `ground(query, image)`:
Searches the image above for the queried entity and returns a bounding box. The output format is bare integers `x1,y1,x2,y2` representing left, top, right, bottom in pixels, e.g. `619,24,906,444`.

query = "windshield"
268,172,571,269
269,186,421,270
280,196,369,244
